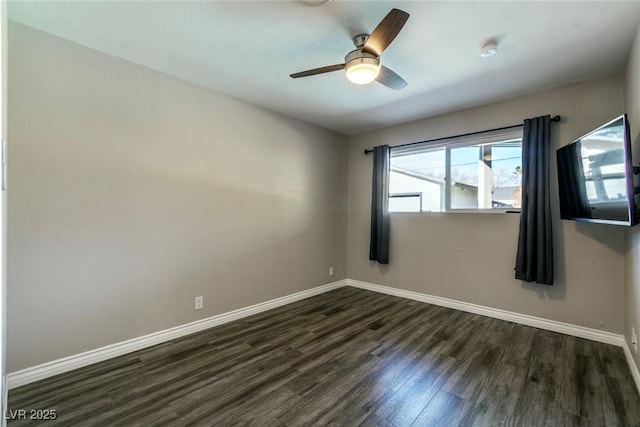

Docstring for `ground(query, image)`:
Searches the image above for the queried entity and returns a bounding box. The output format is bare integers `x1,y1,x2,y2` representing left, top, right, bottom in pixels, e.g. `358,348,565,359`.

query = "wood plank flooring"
8,287,640,426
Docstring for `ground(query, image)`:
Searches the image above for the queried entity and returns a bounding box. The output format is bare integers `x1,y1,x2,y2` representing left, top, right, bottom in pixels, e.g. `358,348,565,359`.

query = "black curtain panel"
515,115,554,285
369,145,390,264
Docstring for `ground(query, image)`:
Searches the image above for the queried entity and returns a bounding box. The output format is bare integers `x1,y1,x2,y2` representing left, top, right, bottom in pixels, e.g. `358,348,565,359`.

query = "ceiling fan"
290,8,410,90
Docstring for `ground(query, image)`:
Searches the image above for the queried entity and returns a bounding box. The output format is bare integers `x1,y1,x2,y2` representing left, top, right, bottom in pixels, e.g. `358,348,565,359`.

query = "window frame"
389,128,524,214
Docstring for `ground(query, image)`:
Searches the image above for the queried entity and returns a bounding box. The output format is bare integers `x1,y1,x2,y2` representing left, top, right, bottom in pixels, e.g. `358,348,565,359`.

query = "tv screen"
557,114,637,226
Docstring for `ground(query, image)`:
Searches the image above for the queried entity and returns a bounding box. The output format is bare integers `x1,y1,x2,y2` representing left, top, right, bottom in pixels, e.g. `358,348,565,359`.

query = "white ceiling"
7,1,640,135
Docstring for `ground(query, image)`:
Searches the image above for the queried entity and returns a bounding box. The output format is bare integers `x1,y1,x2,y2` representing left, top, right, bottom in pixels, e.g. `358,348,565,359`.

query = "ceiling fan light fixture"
345,56,380,85
289,8,409,90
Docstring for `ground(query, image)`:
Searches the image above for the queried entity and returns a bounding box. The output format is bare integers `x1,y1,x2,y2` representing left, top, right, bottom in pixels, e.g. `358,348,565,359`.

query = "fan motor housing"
344,50,380,67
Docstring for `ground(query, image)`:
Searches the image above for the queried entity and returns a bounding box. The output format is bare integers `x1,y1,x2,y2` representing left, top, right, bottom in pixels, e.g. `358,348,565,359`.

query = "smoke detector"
480,40,498,58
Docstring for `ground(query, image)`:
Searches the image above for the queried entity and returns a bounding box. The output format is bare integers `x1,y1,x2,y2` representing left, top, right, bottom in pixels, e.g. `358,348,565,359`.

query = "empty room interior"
3,0,640,425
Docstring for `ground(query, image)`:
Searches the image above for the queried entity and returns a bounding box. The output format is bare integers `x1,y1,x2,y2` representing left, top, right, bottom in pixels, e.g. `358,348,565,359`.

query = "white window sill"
390,209,520,214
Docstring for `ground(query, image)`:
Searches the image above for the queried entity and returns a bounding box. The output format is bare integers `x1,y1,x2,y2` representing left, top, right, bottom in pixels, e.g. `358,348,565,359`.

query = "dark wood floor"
8,287,640,426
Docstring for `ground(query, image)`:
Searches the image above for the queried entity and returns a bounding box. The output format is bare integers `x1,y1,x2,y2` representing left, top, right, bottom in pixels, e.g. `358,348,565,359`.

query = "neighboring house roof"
391,168,444,186
453,181,477,191
453,182,520,207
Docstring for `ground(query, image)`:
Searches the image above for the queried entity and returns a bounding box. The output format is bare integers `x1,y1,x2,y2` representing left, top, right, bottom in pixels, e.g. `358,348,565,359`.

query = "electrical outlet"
632,327,638,354
195,296,203,310
329,266,334,277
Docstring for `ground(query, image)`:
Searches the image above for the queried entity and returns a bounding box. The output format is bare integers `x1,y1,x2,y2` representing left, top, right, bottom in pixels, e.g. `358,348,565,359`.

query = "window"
389,129,523,212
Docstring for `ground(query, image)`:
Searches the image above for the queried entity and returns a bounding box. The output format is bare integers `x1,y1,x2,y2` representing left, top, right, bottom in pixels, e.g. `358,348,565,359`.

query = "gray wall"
347,76,626,333
624,26,640,375
7,22,347,372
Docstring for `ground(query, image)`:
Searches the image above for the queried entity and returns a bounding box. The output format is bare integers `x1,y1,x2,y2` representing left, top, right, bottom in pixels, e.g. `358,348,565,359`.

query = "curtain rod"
363,115,561,155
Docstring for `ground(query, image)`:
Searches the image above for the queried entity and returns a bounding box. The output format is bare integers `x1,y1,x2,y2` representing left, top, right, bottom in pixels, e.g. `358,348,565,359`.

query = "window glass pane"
390,148,445,212
450,146,480,209
448,141,522,210
388,132,522,212
391,149,446,178
491,143,522,208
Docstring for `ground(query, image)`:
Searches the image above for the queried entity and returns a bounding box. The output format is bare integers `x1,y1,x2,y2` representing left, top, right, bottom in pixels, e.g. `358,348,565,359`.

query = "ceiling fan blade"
376,66,407,90
362,9,410,57
290,64,345,78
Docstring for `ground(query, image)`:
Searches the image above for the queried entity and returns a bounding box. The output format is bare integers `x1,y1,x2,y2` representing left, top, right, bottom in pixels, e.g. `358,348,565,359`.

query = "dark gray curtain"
369,145,390,264
515,115,553,285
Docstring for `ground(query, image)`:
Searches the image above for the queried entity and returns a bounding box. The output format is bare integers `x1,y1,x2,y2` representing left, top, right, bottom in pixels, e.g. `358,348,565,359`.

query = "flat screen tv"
557,114,637,226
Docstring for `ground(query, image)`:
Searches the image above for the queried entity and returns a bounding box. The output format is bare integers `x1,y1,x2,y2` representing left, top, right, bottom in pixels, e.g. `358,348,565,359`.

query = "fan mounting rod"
352,33,370,49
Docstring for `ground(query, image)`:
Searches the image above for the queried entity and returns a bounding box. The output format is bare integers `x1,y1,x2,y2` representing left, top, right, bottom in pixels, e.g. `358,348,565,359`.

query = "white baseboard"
7,279,348,389
8,277,638,396
622,340,640,396
351,279,638,396
346,279,625,347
